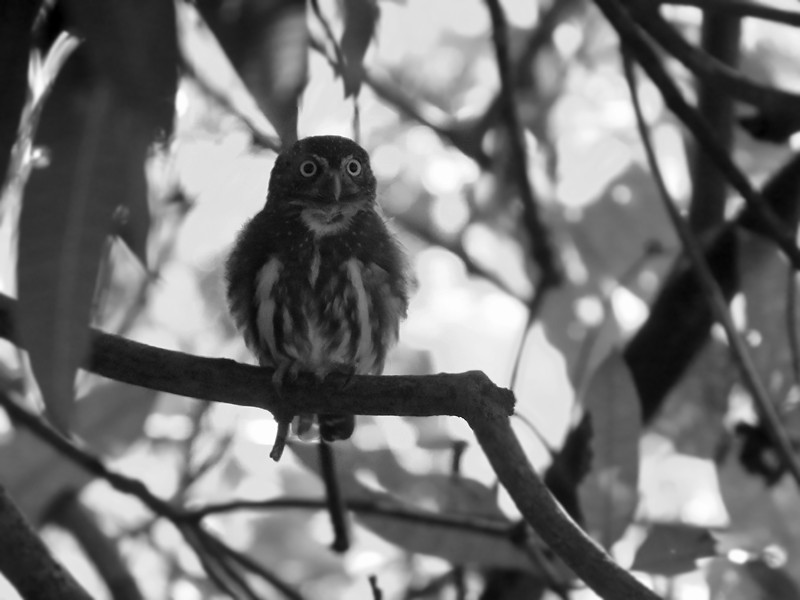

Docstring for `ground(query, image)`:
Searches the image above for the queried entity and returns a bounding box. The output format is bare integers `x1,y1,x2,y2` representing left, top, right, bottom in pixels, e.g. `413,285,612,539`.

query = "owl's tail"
294,414,355,441
319,414,355,441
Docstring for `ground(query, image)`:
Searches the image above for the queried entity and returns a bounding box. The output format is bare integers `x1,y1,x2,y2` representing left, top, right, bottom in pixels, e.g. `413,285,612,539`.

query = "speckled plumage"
226,136,410,441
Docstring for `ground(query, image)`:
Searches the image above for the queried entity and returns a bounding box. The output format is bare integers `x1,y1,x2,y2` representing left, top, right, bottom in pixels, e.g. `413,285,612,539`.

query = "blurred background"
2,0,800,598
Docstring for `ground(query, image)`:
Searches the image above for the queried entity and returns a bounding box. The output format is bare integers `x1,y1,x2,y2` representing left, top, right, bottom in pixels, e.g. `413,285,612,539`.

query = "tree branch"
0,484,93,600
623,52,800,490
661,0,800,27
688,8,740,233
0,391,304,600
47,492,143,600
485,0,562,287
0,292,659,599
594,0,800,269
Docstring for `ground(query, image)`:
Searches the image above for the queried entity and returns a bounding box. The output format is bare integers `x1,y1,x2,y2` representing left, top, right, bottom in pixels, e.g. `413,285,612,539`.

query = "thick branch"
472,416,660,600
0,293,658,599
688,9,740,233
627,0,800,115
0,484,93,600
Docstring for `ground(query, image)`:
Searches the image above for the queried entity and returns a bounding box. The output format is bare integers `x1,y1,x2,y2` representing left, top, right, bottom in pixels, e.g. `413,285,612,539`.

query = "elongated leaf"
632,524,717,576
61,0,177,135
17,49,152,430
340,0,380,97
577,351,641,549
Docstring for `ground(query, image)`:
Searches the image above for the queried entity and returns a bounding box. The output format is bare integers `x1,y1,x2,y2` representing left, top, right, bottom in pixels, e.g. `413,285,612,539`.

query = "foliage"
2,0,800,599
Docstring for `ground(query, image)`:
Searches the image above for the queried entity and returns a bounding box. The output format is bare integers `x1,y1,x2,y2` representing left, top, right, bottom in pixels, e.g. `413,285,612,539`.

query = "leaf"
176,2,279,149
17,50,153,430
61,0,178,135
738,231,798,405
0,0,41,184
290,443,546,571
631,524,717,575
194,0,307,145
577,351,641,549
355,488,541,573
340,0,380,97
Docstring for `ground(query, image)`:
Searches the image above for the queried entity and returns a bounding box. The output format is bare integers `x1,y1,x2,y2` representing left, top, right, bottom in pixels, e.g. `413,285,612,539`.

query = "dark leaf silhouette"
17,54,156,430
631,524,717,576
340,0,380,97
196,0,307,145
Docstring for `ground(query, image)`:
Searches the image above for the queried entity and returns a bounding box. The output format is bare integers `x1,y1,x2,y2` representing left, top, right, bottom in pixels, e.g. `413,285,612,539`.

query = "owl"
226,136,410,455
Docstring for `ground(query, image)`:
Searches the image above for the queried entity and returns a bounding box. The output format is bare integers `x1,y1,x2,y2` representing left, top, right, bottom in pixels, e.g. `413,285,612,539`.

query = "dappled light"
2,0,800,599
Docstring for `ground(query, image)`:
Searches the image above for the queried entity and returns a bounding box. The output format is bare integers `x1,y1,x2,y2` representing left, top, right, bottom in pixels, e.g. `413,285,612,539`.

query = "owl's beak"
325,171,342,201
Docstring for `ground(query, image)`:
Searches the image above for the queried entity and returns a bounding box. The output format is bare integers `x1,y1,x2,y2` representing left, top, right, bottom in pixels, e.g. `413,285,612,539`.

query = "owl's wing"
358,211,412,310
225,209,280,361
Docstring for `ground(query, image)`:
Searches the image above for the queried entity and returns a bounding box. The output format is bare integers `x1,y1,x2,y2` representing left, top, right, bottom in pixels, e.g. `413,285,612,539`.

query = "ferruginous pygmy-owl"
226,136,411,453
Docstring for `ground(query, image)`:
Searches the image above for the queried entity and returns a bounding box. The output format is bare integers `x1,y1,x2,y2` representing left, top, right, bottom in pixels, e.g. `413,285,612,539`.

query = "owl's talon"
270,419,291,461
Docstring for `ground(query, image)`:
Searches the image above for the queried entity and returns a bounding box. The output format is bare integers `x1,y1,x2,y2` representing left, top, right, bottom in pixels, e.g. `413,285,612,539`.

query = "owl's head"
267,136,376,207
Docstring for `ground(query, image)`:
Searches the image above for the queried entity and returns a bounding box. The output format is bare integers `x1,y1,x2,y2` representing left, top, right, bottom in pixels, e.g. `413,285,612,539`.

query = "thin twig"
309,0,346,72
622,52,800,490
0,393,306,600
184,496,516,538
484,0,561,287
594,0,800,270
509,282,550,389
396,216,525,301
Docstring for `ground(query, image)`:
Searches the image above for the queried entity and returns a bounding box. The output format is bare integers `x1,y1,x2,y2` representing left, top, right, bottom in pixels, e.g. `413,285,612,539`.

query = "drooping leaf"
340,0,380,97
60,0,178,136
195,0,307,145
631,524,717,576
577,350,641,549
17,49,153,430
175,2,280,150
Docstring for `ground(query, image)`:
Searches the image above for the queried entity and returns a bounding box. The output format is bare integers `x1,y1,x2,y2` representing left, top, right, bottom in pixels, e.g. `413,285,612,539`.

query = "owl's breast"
252,249,403,377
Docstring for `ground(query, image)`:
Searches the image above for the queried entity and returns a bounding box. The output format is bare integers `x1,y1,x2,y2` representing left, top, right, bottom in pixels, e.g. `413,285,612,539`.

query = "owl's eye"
299,160,318,177
345,158,362,176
